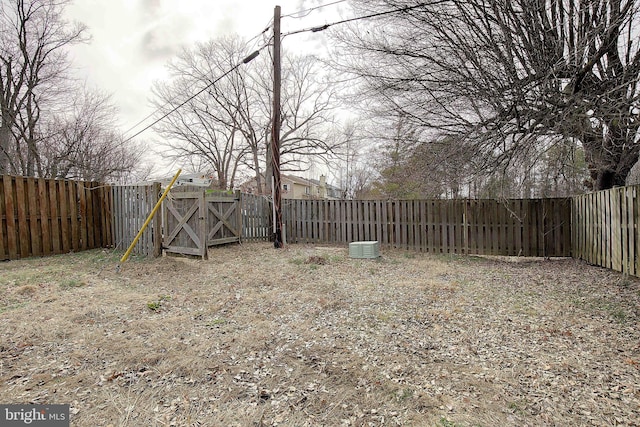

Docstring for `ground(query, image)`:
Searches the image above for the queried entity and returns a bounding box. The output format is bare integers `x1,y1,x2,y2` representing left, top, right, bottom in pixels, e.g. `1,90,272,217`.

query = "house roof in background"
239,173,344,193
145,173,214,187
282,174,342,191
282,174,313,186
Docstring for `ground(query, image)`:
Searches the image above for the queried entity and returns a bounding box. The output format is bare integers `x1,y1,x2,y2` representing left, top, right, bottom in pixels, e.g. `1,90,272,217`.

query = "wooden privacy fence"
0,175,112,260
3,171,640,278
241,193,271,242
572,185,640,277
282,198,572,257
111,183,161,257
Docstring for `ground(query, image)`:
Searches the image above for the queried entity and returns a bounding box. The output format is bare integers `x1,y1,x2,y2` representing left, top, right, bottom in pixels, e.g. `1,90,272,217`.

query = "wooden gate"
162,189,241,259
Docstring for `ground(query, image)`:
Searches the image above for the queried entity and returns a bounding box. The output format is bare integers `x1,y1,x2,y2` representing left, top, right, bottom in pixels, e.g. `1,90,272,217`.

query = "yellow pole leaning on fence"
119,169,182,264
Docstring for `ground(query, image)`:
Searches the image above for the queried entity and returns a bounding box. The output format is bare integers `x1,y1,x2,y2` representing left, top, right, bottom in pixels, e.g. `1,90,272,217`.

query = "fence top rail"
1,174,108,187
113,183,158,188
278,197,573,202
572,184,640,198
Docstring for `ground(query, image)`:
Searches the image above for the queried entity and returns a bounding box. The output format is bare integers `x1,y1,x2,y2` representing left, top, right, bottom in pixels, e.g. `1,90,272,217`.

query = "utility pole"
271,5,283,248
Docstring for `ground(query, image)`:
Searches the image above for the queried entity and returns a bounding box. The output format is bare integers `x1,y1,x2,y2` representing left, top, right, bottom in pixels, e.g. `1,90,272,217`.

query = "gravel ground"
1,243,639,426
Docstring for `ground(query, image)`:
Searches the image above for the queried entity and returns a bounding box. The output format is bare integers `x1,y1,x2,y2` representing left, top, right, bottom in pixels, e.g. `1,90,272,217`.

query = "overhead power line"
283,1,444,36
282,0,348,19
121,48,264,144
121,3,436,143
121,21,274,142
121,104,165,140
244,18,273,52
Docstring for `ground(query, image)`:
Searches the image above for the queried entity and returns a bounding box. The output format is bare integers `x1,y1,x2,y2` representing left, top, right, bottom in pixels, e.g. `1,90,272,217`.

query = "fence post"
463,200,469,255
153,182,162,257
199,190,208,260
235,190,242,243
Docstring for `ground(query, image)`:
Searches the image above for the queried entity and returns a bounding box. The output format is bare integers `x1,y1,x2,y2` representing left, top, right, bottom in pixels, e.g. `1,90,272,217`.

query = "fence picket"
14,177,29,258
78,183,88,251
490,200,498,255
26,178,40,256
612,189,622,272
635,188,640,276
628,188,637,276
3,177,17,259
621,189,629,274
0,178,5,260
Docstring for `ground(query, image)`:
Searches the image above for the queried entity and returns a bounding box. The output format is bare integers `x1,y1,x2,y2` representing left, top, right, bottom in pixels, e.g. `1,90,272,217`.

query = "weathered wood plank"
0,177,6,260
620,189,630,274
419,200,426,252
15,177,29,258
2,176,17,259
47,180,60,254
629,186,640,276
479,200,486,255
603,190,611,268
78,182,88,250
407,201,414,251
26,177,41,257
628,188,637,276
432,200,440,253
68,180,79,252
59,180,71,253
493,200,501,255
199,191,207,259
612,189,622,272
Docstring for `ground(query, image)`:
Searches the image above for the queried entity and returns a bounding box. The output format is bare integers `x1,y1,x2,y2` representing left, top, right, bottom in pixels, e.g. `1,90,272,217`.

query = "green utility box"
349,241,380,259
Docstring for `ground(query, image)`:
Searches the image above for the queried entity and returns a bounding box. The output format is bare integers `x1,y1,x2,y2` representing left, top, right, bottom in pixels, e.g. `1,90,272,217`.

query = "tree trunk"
251,143,263,194
0,123,10,174
216,170,227,190
585,133,639,191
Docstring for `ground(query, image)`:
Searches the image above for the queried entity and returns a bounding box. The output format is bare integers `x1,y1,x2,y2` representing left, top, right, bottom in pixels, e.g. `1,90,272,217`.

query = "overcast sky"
64,0,350,175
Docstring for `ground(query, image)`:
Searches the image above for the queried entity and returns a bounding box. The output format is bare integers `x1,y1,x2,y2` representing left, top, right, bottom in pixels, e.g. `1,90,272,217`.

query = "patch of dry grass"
1,243,639,426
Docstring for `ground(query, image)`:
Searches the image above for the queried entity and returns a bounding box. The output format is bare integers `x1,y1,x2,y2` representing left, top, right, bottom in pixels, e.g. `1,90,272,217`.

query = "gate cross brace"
165,200,201,247
207,203,239,240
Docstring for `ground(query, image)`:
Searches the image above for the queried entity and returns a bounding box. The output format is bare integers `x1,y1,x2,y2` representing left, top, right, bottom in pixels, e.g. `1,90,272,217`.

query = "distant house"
154,173,215,188
240,174,343,200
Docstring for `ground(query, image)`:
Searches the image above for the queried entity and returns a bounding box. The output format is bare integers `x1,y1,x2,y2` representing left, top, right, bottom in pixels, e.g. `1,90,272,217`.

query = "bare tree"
40,88,146,182
151,37,251,190
535,139,588,197
235,48,342,194
0,0,88,175
323,120,376,199
152,36,342,192
333,0,640,191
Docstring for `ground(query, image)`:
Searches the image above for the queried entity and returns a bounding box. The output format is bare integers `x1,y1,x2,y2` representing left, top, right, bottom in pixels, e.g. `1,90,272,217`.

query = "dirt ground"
1,242,639,426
